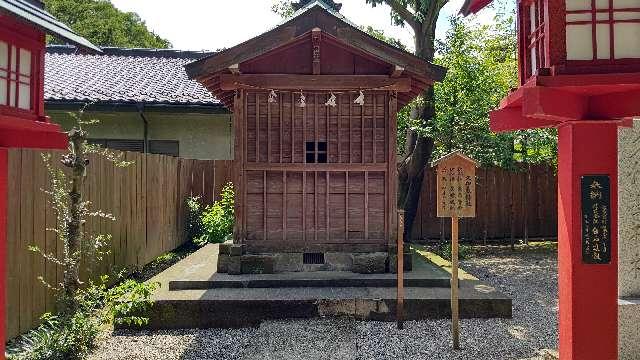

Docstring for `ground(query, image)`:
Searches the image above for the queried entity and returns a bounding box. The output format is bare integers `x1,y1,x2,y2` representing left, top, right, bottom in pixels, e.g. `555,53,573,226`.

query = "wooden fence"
5,149,232,339
411,165,558,242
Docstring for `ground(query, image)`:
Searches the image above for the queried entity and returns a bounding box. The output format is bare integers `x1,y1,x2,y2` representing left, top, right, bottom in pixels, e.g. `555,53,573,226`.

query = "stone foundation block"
217,254,231,273
241,255,275,274
218,243,232,255
352,252,387,274
388,251,413,273
230,244,246,256
325,252,353,271
274,253,303,272
227,256,242,275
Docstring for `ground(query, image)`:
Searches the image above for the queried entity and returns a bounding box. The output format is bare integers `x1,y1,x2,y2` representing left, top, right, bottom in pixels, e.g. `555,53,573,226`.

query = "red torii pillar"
491,75,639,360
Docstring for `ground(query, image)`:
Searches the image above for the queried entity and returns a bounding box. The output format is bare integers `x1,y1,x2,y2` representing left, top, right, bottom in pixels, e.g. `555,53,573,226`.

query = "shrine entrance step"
136,243,512,329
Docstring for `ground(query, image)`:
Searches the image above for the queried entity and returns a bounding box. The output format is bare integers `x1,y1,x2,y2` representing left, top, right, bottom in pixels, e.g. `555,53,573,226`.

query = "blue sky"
110,0,499,52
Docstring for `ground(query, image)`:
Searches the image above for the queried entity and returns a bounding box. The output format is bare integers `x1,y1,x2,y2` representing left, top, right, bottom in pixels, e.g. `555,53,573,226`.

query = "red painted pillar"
557,122,618,360
0,148,6,359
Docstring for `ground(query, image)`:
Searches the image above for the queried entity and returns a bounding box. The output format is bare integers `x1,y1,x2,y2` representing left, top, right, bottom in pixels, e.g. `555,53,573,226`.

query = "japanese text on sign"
435,161,476,218
581,175,611,264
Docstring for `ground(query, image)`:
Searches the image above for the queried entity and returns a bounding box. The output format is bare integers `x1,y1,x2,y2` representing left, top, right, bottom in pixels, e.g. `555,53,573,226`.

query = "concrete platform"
142,243,512,329
619,298,640,360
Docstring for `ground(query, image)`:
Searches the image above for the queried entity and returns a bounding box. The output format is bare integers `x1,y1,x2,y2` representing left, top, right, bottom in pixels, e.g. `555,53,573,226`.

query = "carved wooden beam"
312,28,322,75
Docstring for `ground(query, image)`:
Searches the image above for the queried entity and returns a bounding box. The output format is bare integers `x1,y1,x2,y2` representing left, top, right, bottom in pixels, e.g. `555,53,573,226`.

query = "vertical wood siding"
5,149,232,339
242,90,393,252
411,165,558,242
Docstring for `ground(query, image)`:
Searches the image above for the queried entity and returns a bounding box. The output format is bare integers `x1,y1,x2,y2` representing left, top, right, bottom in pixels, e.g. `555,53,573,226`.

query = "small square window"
305,141,327,163
306,141,316,151
306,152,316,163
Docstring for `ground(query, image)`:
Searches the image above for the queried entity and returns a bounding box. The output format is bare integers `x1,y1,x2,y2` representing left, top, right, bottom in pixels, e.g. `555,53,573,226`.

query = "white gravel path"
88,245,558,360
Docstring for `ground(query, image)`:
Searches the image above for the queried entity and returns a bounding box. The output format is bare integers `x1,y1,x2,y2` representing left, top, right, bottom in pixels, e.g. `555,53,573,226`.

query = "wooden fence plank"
411,166,557,242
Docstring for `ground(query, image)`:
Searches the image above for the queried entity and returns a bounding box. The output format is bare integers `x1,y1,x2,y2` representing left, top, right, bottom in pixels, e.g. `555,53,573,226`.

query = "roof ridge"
46,45,216,60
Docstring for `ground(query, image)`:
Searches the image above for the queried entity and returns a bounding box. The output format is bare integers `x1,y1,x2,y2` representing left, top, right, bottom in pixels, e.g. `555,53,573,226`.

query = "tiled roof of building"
45,45,221,106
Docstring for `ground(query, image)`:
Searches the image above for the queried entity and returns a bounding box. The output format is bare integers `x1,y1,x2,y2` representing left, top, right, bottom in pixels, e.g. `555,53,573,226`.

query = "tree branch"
383,0,419,31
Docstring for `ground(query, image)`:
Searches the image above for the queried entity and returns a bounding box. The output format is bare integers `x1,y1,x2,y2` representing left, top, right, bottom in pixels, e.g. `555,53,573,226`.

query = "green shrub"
185,196,204,242
105,279,158,327
195,183,234,246
6,312,100,360
7,276,157,360
435,242,473,261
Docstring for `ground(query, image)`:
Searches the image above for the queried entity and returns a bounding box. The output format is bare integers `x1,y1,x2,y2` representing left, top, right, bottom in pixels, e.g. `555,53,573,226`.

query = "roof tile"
45,46,220,106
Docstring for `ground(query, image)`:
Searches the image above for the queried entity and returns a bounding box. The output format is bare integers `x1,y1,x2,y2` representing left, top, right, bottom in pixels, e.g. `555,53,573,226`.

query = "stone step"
143,284,512,330
168,271,452,290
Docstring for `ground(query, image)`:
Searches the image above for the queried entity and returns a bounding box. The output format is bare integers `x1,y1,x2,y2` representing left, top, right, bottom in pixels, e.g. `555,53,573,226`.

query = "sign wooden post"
433,151,478,350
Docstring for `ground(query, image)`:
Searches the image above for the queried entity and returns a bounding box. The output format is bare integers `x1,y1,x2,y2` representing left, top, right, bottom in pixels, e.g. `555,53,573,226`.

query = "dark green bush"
195,183,234,246
7,276,158,360
435,242,473,261
185,196,205,242
6,312,100,360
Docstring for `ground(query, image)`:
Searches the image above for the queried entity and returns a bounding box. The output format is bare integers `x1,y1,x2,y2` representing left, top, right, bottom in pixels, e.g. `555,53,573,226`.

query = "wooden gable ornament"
432,151,479,218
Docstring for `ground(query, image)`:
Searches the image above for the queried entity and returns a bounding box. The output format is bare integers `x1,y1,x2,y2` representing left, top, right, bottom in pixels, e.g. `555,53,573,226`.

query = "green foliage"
7,276,157,360
6,312,100,360
195,183,235,246
44,0,171,48
435,242,473,261
397,16,557,168
361,26,407,50
185,196,205,243
271,0,295,18
104,279,158,327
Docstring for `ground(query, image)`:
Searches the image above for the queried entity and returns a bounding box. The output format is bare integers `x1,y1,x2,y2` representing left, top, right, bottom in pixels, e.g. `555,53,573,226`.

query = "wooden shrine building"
186,0,445,273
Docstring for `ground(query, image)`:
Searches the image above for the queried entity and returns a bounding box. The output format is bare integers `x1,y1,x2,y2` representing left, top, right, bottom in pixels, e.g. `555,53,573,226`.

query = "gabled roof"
0,0,100,52
45,46,221,107
432,151,480,167
187,1,444,80
185,1,446,109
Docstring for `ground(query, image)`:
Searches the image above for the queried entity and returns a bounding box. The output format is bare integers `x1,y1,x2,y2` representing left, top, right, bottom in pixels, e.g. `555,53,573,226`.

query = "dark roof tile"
45,46,220,106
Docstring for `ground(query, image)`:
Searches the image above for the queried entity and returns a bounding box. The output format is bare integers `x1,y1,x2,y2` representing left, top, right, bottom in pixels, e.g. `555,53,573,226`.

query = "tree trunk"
61,128,87,315
399,10,439,242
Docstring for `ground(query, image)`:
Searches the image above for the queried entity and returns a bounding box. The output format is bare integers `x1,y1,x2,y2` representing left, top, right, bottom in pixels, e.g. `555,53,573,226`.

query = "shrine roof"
459,0,493,16
1,0,101,52
45,45,221,107
185,0,446,109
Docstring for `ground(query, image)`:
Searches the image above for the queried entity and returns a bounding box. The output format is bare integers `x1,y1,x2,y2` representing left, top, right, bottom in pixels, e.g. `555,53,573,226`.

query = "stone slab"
166,246,451,290
619,298,640,360
145,283,512,330
142,243,512,330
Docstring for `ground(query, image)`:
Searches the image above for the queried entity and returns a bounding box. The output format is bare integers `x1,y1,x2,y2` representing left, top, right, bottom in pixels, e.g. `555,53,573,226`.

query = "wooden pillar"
557,122,618,360
233,90,245,244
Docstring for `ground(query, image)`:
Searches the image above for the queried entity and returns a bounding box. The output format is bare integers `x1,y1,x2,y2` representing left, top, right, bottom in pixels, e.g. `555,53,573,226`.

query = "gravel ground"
88,245,558,360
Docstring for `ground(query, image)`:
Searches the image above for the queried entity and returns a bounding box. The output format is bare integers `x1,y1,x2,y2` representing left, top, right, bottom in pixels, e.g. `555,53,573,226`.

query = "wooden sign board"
581,175,611,264
433,151,478,218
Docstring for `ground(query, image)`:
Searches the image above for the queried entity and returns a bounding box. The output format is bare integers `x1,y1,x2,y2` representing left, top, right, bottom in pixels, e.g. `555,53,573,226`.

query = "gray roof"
1,0,100,52
45,46,221,107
